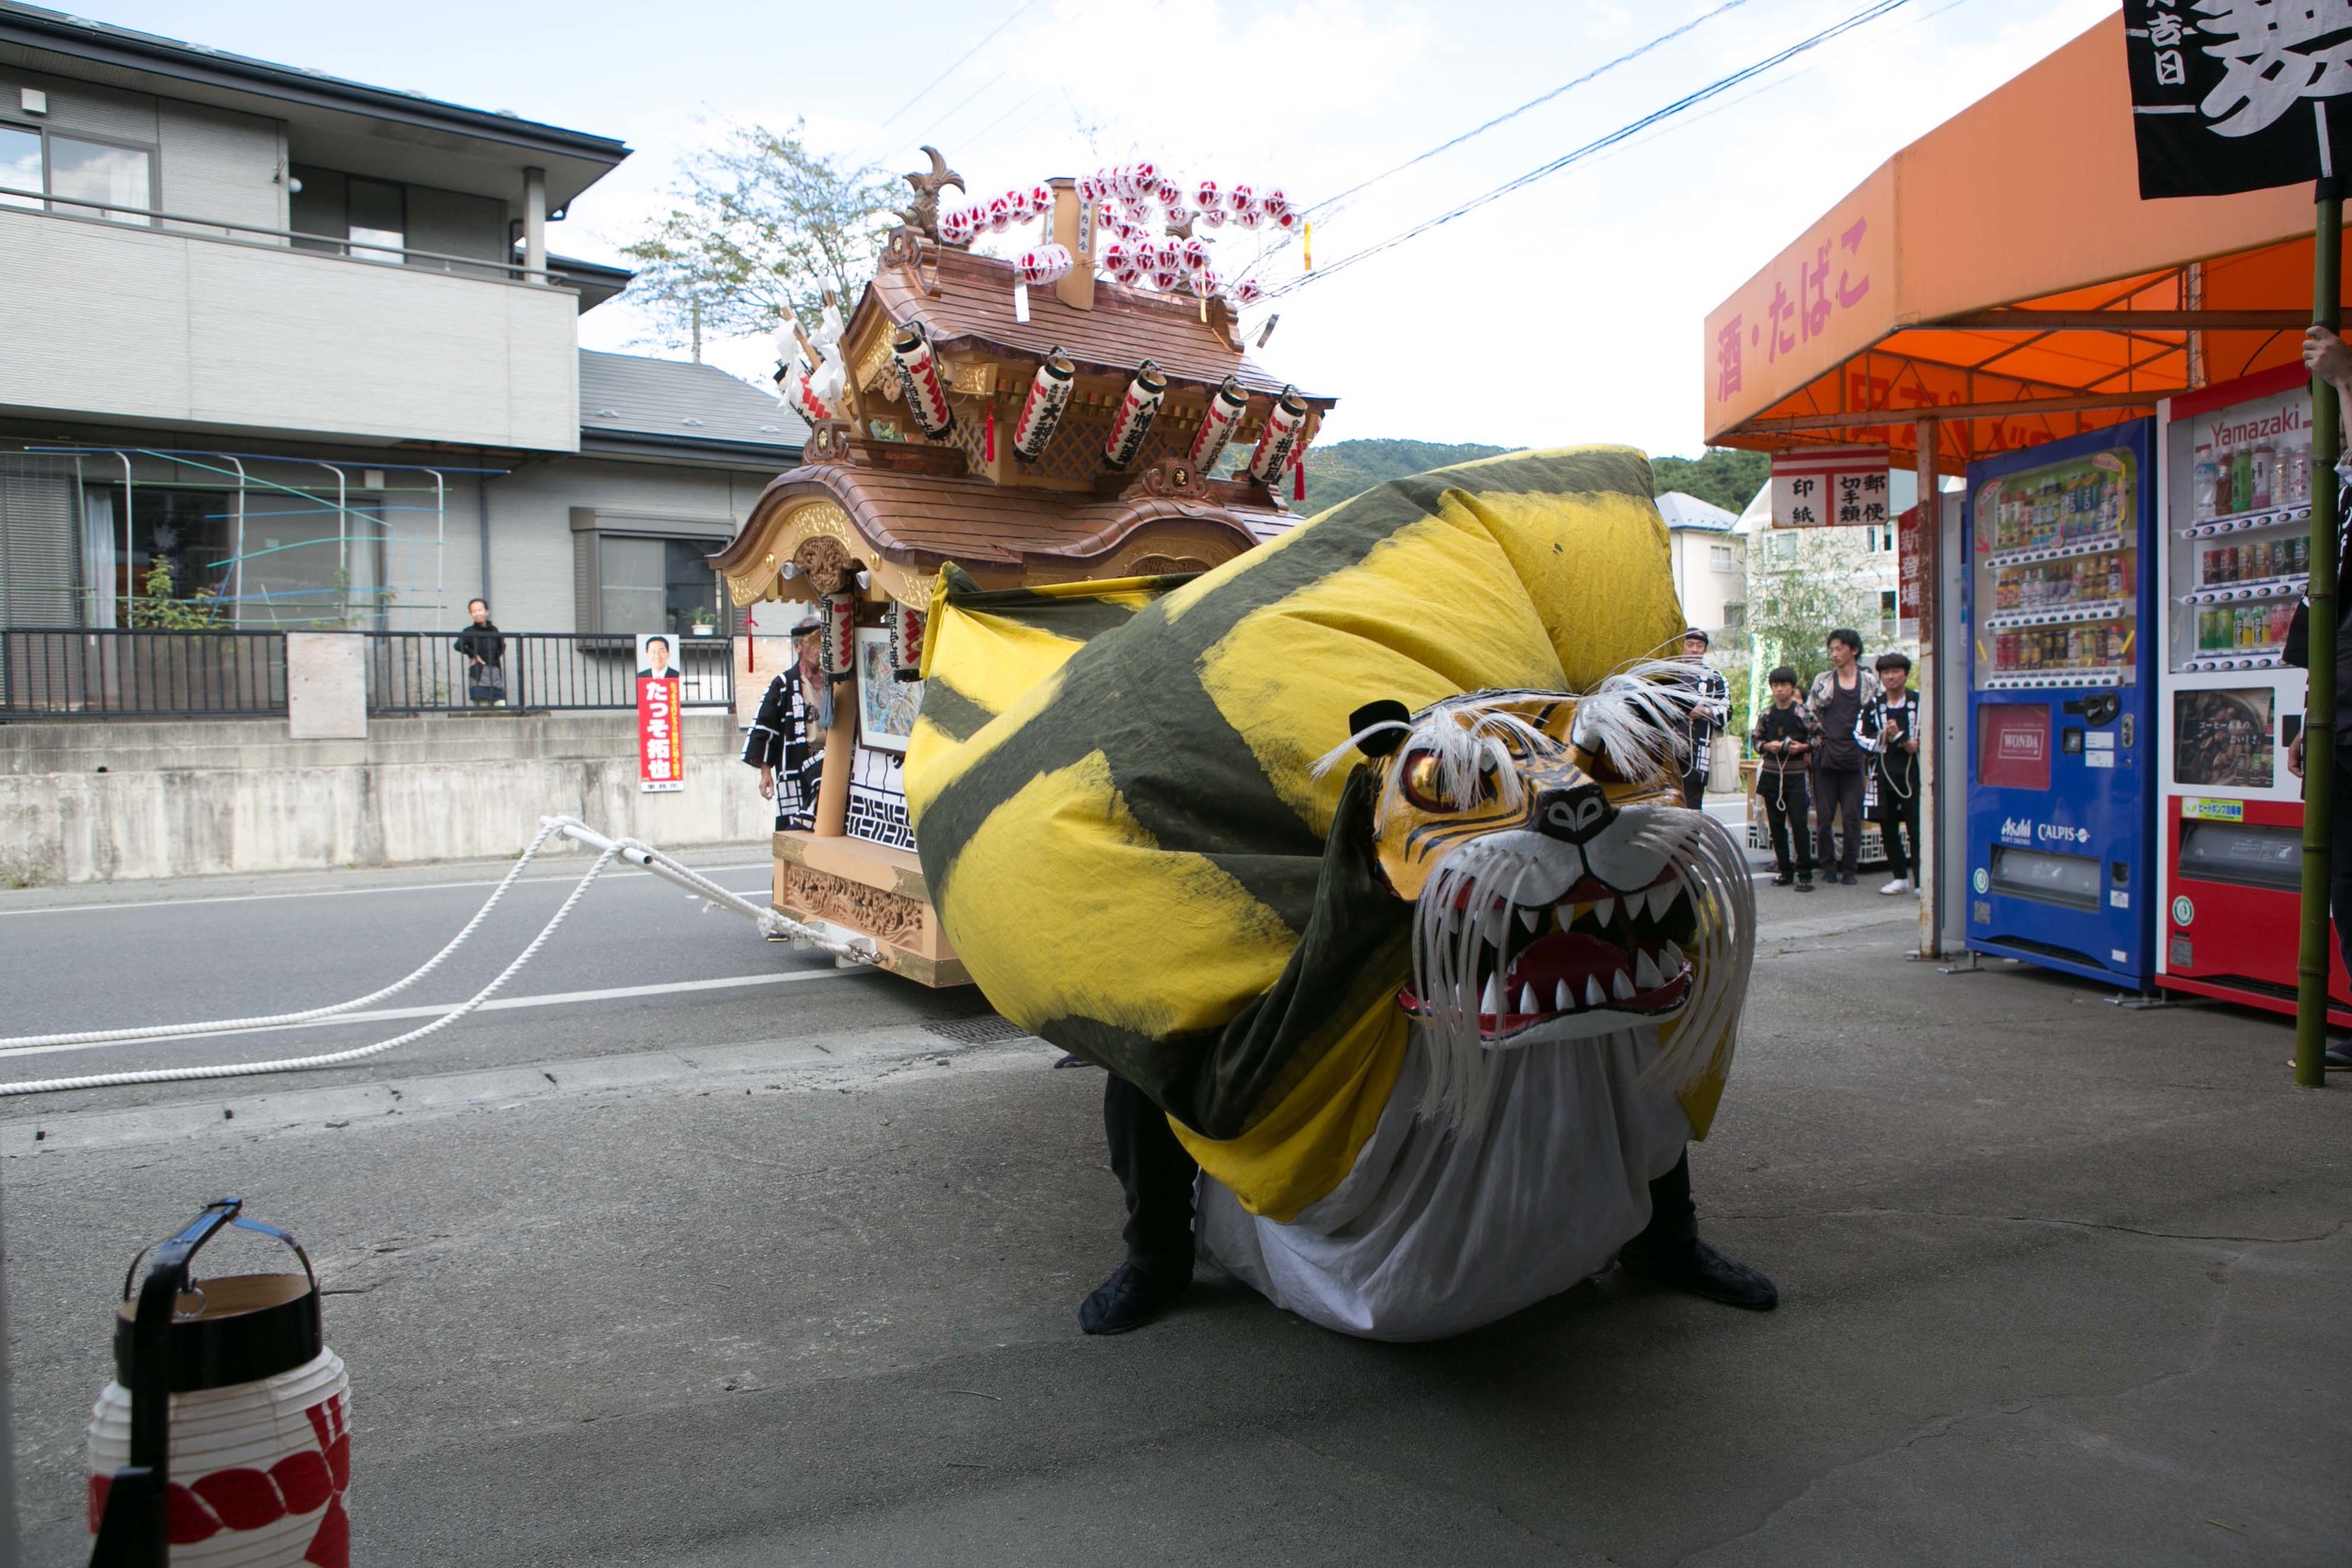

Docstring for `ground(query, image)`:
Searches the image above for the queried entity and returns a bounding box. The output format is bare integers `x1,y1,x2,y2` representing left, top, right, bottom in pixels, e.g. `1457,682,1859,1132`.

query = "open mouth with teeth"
1401,872,1700,1041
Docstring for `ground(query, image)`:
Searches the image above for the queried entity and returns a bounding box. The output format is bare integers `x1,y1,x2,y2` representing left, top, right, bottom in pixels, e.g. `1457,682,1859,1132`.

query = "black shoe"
1077,1259,1192,1335
1841,873,1858,886
1620,1237,1778,1310
1794,878,1816,893
1771,872,1793,887
2327,1039,2352,1071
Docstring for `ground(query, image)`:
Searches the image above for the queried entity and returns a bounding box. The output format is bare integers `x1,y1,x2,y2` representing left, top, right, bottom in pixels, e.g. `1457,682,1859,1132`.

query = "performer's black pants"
1630,1150,1697,1250
2323,743,2352,986
1876,769,1920,881
1760,769,1812,878
1679,769,1707,811
1104,1072,1198,1272
1814,764,1866,878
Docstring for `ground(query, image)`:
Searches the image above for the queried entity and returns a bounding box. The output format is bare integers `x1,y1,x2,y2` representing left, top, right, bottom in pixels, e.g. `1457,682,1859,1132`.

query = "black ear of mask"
1350,699,1413,758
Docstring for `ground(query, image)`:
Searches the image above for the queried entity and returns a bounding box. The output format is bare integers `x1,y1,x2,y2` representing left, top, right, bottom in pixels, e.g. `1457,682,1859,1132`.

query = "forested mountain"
1288,440,1768,518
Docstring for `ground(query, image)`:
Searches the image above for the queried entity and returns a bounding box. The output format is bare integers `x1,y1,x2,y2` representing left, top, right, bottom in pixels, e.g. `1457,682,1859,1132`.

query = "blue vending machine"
1963,420,2157,987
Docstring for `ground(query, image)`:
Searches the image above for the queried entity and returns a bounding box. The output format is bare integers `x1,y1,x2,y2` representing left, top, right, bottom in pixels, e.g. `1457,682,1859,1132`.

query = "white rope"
0,815,881,1099
0,816,574,1054
0,842,621,1098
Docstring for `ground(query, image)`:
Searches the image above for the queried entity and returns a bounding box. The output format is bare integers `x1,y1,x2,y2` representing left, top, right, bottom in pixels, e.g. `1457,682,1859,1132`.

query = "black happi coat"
742,665,824,828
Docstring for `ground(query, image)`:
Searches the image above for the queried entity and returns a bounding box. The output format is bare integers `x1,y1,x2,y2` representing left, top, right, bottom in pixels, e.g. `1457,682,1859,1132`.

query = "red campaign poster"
1978,703,2051,792
637,675,684,793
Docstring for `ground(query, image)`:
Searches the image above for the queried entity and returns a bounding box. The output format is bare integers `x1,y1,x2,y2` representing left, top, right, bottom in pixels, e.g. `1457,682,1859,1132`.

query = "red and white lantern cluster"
941,181,1057,245
887,601,926,681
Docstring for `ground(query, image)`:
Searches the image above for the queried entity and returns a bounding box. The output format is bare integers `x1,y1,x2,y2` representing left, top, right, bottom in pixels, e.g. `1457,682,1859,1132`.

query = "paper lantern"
1188,375,1249,470
1154,177,1185,209
1012,348,1077,460
1272,209,1301,233
889,323,955,438
985,194,1013,232
1193,179,1220,211
1014,244,1073,286
1262,187,1290,220
1149,268,1183,292
821,592,856,676
889,601,926,680
1246,384,1310,484
939,205,978,245
1228,182,1255,213
1233,278,1265,306
1234,198,1266,230
1197,204,1228,229
1179,236,1210,274
1027,182,1054,217
1104,360,1168,469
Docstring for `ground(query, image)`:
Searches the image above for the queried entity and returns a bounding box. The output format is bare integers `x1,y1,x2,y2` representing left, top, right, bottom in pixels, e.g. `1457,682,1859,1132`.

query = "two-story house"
0,1,803,647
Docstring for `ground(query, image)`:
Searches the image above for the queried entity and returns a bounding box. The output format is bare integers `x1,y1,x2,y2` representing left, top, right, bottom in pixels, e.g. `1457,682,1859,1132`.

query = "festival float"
714,150,1330,985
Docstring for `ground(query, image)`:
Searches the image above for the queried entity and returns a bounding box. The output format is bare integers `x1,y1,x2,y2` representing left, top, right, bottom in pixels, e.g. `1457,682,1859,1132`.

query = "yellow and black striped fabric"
904,447,1687,1219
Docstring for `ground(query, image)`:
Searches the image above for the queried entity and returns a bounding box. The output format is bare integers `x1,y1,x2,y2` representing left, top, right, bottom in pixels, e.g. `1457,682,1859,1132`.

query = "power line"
871,0,1040,135
1306,0,1752,220
1267,0,1921,300
909,67,1010,148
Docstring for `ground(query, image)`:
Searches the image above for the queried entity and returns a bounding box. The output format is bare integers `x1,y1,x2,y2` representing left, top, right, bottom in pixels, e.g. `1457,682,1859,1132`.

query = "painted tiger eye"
1404,751,1446,806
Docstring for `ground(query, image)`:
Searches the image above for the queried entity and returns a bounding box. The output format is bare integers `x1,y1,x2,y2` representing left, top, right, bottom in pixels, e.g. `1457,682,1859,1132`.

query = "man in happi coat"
741,615,831,831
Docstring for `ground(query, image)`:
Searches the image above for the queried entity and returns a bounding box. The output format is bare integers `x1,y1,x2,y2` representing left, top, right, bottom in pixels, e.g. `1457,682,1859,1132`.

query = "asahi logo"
2000,816,2033,845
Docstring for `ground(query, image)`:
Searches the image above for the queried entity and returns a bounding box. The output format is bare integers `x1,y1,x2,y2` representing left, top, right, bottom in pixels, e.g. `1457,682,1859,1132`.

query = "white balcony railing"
0,193,582,453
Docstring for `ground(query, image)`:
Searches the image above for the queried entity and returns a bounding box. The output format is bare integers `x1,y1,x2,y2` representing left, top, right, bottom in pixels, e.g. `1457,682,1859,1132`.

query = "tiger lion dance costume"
903,448,1768,1340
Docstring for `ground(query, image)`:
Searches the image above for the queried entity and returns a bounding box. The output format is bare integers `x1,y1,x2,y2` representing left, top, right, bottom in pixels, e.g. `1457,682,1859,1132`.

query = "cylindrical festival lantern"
1011,348,1077,460
1103,360,1168,470
87,1198,353,1567
820,591,857,676
1013,244,1073,286
1188,376,1249,470
1247,385,1310,485
889,600,926,681
890,323,955,439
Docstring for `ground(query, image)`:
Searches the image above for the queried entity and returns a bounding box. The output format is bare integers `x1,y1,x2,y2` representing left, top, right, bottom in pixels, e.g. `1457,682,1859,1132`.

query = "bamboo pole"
2296,178,2342,1088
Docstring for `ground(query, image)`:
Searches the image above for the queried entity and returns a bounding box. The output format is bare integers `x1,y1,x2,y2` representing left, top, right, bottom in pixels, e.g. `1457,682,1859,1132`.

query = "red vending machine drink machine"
2155,364,2352,1022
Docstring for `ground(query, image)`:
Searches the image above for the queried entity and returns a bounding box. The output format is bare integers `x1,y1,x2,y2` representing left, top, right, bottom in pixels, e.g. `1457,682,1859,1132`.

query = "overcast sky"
99,0,2118,456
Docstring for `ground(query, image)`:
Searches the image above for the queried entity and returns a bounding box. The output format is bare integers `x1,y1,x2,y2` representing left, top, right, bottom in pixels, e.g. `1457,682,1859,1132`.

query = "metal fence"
364,631,737,714
0,629,736,719
0,628,289,717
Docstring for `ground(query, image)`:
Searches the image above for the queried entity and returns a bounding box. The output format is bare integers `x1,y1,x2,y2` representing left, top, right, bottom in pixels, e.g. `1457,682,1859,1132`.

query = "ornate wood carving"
804,420,854,464
782,862,928,948
894,146,963,242
1134,455,1207,499
1121,553,1214,577
793,535,857,596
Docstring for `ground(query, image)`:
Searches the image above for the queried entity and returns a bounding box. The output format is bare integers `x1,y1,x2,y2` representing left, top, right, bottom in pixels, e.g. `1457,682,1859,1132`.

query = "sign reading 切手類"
2124,0,2352,198
1770,446,1889,529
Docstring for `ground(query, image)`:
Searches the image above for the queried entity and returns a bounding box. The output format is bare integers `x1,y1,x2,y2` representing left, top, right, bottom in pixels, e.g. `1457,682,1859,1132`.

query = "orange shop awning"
1702,12,2336,467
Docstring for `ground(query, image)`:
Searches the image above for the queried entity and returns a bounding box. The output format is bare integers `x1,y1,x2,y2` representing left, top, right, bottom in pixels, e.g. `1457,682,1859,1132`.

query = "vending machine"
2154,363,2352,1022
1963,420,2157,987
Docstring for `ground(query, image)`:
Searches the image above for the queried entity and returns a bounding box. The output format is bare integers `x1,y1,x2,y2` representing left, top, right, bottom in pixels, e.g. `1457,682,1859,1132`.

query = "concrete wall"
0,714,771,884
0,206,581,451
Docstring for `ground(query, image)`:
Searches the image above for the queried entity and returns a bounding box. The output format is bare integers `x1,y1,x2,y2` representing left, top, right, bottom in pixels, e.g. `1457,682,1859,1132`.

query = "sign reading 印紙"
1770,446,1890,530
2125,0,2352,198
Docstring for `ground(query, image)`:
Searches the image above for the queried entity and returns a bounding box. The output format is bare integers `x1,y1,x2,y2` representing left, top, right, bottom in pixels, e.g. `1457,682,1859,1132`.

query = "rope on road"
0,816,878,1099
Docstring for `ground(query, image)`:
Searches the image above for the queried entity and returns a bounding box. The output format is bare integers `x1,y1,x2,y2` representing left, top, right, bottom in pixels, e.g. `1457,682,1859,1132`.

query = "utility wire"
872,0,1041,135
1305,0,1752,219
1267,0,1918,299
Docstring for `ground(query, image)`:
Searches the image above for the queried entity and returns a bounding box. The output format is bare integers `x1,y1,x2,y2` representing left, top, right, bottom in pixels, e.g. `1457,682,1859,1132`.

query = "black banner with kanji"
2124,0,2352,198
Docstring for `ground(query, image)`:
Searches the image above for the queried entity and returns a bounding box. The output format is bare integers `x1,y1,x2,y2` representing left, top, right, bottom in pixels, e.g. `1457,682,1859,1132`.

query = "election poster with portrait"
636,631,685,794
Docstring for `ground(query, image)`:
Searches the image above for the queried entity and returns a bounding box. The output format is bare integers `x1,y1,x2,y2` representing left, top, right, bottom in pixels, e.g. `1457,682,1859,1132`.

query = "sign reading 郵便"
2124,0,2352,199
1770,446,1890,529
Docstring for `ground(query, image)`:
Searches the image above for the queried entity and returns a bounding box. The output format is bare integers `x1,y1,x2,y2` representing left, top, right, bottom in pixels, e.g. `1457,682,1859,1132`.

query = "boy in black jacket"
1751,665,1817,891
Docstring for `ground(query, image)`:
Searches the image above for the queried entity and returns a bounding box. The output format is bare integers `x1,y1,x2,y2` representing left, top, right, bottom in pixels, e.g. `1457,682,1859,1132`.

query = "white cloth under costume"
1196,1026,1693,1342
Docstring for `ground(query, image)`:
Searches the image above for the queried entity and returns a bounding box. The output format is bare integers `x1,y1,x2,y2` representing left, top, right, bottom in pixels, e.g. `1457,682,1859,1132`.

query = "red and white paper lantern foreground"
1011,348,1077,460
888,600,926,680
1104,361,1168,470
1247,385,1311,485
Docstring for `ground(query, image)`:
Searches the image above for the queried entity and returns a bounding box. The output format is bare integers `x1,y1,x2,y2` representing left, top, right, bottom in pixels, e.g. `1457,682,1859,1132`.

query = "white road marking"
0,967,866,1060
0,863,777,917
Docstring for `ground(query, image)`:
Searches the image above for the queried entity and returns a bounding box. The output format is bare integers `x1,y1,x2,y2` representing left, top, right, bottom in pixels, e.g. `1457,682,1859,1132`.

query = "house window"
1722,601,1746,630
595,536,723,638
1881,588,1899,635
291,166,407,263
1767,531,1798,562
0,125,154,224
1708,543,1735,572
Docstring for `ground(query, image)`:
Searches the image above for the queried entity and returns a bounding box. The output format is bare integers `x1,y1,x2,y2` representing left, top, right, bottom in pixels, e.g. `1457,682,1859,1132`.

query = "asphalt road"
5,853,2348,1566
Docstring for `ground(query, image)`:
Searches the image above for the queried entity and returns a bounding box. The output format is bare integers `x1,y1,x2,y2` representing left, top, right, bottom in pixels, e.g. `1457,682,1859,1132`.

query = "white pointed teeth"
1519,907,1541,934
1555,979,1572,1010
1559,900,1587,927
1592,895,1615,927
1584,975,1607,1008
1611,968,1637,1002
1647,883,1679,919
1481,973,1504,1017
1635,949,1664,990
1518,984,1537,1015
1665,940,1687,971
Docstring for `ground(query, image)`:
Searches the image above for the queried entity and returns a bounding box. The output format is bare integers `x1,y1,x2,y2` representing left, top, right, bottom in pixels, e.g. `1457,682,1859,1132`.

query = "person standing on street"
453,597,505,707
1859,651,1923,895
1807,628,1871,885
1751,664,1818,891
742,615,831,833
1676,627,1730,810
2281,322,2352,1069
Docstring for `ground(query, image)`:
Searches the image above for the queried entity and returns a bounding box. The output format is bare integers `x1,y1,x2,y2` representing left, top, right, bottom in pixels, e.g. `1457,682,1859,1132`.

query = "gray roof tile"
579,350,809,456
